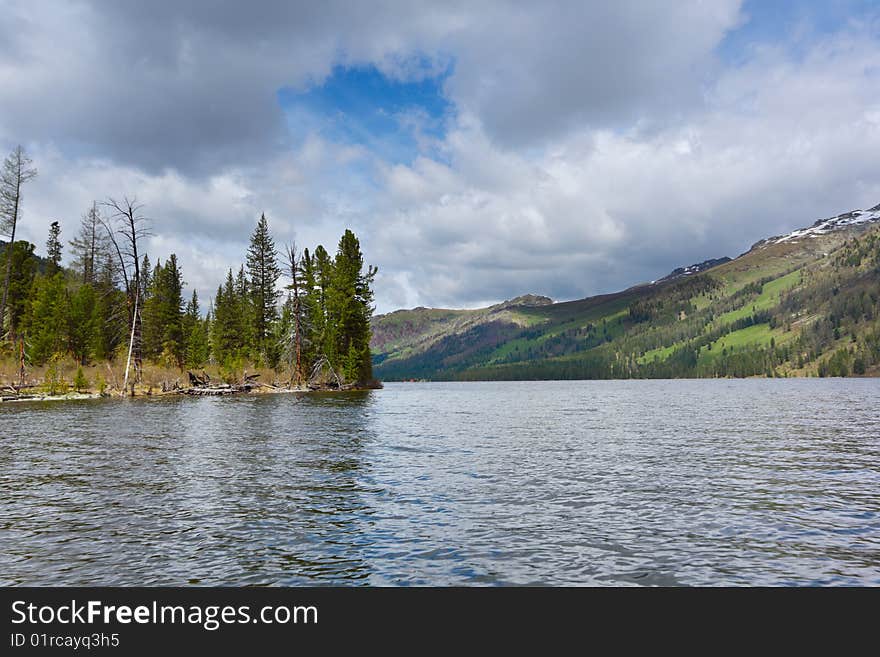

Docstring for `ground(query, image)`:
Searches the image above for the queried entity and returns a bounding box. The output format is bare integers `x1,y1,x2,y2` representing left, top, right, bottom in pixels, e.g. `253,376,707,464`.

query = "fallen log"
179,383,255,396
187,370,211,387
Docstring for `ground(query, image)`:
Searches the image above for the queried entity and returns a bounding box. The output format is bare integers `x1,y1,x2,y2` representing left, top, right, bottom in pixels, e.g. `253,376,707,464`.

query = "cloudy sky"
1,0,879,313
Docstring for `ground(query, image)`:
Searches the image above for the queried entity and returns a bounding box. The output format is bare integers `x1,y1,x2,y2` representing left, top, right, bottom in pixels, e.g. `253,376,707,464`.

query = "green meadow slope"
371,204,880,380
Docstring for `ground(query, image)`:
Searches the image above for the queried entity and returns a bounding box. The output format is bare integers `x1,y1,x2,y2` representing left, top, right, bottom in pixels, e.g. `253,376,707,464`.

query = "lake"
1,379,878,586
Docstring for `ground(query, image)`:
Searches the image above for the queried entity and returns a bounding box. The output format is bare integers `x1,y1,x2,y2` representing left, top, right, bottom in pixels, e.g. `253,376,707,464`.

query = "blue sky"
267,0,880,186
720,0,879,61
279,64,453,165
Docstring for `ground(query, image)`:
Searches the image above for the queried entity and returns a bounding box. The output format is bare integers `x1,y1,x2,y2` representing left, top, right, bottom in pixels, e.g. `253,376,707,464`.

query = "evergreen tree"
68,283,96,364
73,366,89,392
89,286,124,362
46,221,62,274
246,214,281,364
273,293,295,375
299,247,321,367
183,290,209,367
283,243,309,383
26,273,68,364
329,230,377,384
89,253,126,361
141,255,185,367
235,264,255,355
139,254,152,306
211,269,244,364
312,244,333,358
0,240,38,341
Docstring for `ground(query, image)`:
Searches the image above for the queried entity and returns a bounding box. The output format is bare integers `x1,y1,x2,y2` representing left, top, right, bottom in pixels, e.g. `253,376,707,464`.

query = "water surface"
1,380,878,585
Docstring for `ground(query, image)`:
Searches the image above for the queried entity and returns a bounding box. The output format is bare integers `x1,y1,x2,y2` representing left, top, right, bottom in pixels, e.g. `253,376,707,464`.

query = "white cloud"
2,1,879,313
365,23,880,308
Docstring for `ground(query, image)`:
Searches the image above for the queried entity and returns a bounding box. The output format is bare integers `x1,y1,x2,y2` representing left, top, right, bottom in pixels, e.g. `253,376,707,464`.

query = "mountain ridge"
372,202,880,379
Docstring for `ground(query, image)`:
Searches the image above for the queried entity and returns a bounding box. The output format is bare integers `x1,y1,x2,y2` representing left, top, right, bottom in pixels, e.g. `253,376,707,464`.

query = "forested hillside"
372,204,880,380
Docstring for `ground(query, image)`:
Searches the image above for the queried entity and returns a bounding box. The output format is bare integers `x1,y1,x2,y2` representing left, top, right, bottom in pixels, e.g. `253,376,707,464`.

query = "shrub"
43,354,68,395
73,366,89,392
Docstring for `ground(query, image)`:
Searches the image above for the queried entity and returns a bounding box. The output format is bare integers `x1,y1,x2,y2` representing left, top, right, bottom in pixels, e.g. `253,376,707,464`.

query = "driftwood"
6,383,39,392
160,378,181,393
187,370,211,387
1,382,43,401
308,355,343,390
179,383,256,396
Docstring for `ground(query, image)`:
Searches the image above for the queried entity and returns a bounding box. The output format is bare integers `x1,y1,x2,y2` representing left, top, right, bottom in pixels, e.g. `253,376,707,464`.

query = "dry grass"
0,356,292,395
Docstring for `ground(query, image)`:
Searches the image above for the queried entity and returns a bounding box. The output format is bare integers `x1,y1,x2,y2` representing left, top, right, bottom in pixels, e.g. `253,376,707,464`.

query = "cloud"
16,137,374,307
1,1,879,314
443,0,744,147
0,1,743,172
366,22,880,308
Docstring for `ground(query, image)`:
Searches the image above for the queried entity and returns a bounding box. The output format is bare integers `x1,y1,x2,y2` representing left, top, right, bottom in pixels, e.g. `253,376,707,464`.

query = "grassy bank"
0,356,300,399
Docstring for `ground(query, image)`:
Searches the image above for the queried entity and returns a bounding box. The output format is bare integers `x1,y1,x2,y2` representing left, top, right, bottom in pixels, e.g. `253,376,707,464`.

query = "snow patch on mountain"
653,257,732,284
769,206,880,245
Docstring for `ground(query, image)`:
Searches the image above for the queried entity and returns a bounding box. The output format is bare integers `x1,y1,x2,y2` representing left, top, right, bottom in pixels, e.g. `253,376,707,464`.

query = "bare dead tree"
100,197,151,394
0,146,37,339
283,242,304,385
69,202,109,284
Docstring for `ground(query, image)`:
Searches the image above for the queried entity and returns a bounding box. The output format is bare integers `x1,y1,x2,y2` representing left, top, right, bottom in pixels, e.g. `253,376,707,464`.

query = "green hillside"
371,205,880,380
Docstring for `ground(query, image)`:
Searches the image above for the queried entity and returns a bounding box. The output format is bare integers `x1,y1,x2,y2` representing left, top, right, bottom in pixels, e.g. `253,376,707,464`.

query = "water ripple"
1,380,879,585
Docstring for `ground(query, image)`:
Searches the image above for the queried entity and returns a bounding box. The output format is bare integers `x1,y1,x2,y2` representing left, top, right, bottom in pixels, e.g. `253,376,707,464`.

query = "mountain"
372,203,880,380
752,204,880,249
652,257,732,284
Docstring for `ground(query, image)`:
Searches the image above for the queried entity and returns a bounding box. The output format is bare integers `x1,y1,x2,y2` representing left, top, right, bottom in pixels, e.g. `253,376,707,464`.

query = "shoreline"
4,374,875,403
0,381,381,403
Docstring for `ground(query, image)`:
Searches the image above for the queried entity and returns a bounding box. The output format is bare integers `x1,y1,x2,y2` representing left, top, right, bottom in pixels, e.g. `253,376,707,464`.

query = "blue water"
1,379,878,585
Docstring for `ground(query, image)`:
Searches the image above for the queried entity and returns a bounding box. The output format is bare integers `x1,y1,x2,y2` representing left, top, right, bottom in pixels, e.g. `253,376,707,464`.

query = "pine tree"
140,254,153,304
329,230,376,384
183,290,209,367
211,269,244,364
283,243,309,383
162,254,186,367
141,264,162,359
68,283,96,364
89,253,127,361
246,214,281,364
46,221,62,275
234,264,256,356
141,255,185,367
0,240,38,342
274,293,295,376
26,273,68,364
312,244,333,359
89,286,124,361
299,247,321,367
73,366,89,392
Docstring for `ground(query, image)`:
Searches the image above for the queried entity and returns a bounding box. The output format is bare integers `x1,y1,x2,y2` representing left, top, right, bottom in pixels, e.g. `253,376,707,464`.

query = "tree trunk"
121,288,140,396
0,177,20,338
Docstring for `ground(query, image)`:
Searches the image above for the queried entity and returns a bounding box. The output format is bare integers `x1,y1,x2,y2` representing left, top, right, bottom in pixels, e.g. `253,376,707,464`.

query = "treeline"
0,146,377,388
